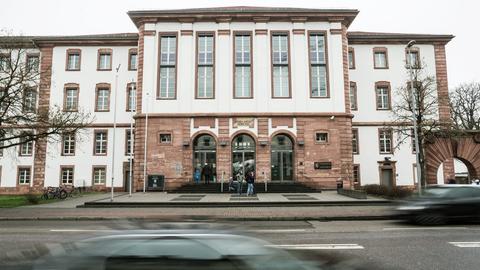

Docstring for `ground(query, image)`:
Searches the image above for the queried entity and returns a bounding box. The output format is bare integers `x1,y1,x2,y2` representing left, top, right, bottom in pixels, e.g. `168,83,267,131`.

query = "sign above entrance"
233,117,254,128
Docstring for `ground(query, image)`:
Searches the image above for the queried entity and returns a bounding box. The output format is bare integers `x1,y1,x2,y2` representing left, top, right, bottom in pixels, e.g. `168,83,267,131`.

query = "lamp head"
406,40,416,48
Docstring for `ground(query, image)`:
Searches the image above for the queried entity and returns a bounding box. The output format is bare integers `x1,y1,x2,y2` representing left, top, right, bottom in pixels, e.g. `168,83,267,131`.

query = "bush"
362,184,413,199
24,192,40,204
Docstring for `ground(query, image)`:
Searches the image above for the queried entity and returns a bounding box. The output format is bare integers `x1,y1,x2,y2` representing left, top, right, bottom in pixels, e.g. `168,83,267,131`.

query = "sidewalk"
0,191,396,221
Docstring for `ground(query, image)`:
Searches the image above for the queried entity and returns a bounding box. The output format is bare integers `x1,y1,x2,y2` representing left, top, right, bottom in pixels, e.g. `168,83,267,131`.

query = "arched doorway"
271,134,294,181
437,158,475,184
232,134,255,180
193,134,216,183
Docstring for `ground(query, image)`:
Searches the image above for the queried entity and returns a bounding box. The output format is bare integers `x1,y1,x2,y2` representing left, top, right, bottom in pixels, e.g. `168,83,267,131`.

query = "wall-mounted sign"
233,117,254,128
314,162,332,170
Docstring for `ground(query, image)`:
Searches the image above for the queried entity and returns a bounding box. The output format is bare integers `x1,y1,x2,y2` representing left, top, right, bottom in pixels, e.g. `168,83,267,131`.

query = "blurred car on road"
395,185,480,225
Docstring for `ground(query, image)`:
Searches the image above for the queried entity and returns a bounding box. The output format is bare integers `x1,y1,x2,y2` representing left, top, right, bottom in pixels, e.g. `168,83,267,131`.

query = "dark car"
395,185,480,225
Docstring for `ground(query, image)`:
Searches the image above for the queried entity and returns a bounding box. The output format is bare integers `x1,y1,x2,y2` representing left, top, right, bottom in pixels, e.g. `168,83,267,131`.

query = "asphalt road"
1,219,479,270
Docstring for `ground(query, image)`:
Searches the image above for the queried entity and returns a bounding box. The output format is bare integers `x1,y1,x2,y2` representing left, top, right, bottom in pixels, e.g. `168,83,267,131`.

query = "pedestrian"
194,168,201,184
246,170,255,196
202,163,212,184
236,172,243,195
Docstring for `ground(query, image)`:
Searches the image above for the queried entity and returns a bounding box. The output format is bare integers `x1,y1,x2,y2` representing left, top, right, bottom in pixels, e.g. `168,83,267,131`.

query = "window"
234,33,252,98
159,133,172,144
413,164,417,184
353,164,361,186
62,133,76,156
0,135,3,157
125,129,133,155
349,82,357,110
18,167,31,185
60,166,74,185
23,88,37,113
94,130,108,155
315,132,328,143
272,33,290,98
97,49,112,70
411,128,417,153
19,134,33,156
0,53,10,71
95,84,110,111
376,82,391,110
159,35,177,99
373,48,388,69
128,49,138,70
406,48,420,68
66,49,81,71
309,33,328,98
352,129,359,154
348,48,355,69
26,54,39,72
126,83,136,111
64,84,79,111
93,166,107,185
379,129,393,154
196,33,214,99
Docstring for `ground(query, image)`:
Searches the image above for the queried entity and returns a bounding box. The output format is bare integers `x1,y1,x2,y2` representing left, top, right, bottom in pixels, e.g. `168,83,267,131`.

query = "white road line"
383,227,467,231
49,229,115,232
449,242,480,248
251,229,307,233
267,244,364,250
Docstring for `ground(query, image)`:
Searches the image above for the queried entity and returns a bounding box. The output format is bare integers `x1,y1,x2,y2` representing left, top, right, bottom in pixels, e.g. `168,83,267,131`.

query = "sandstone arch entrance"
425,133,480,185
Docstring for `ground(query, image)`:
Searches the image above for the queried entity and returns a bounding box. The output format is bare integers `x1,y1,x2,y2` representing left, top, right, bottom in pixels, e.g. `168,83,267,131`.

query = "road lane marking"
251,229,307,233
449,242,480,248
383,227,467,231
49,229,115,232
267,244,364,250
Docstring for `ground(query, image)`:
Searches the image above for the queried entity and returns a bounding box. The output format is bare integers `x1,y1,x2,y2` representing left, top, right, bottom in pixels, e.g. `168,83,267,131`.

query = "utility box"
147,175,165,191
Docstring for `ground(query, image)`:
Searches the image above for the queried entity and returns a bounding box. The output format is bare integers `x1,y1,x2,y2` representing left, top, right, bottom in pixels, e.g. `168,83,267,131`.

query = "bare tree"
0,32,91,151
450,82,480,130
390,62,442,187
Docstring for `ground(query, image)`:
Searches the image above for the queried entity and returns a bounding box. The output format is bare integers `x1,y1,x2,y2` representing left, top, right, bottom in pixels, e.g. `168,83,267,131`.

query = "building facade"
0,7,454,193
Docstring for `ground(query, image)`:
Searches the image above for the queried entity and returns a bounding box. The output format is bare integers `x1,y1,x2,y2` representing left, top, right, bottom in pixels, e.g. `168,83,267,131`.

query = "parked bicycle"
41,186,68,200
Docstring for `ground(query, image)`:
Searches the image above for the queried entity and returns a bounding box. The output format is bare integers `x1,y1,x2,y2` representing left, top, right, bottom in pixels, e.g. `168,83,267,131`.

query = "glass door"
271,135,294,182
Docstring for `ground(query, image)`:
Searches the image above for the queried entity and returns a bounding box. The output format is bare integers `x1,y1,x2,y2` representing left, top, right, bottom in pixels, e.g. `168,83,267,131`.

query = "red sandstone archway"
425,134,480,184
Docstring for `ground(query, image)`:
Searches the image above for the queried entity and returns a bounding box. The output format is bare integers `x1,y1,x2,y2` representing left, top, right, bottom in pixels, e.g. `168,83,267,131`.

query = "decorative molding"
255,29,268,35
330,29,342,35
180,30,193,36
218,29,231,35
292,29,305,35
143,30,156,36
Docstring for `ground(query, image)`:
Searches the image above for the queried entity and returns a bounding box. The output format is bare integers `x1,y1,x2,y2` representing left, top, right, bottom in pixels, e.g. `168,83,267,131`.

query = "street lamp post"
143,92,149,193
128,80,135,197
111,64,121,202
407,40,422,196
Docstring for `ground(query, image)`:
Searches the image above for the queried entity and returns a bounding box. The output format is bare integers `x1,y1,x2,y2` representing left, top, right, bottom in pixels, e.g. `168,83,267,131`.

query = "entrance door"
271,135,294,181
381,168,394,189
232,134,256,180
193,135,217,183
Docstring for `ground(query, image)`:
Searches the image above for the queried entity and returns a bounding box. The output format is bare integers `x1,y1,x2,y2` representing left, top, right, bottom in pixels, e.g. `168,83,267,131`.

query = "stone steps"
171,182,320,193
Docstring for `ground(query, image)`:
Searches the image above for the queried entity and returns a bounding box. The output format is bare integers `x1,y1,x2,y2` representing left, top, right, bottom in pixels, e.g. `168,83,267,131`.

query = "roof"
127,6,359,28
348,31,454,44
0,33,139,47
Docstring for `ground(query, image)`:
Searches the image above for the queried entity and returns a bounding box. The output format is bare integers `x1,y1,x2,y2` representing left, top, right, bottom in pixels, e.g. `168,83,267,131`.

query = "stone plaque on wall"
233,117,254,128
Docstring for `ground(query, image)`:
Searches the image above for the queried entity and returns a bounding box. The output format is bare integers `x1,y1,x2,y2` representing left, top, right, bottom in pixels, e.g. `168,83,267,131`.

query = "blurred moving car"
395,185,480,225
32,224,379,270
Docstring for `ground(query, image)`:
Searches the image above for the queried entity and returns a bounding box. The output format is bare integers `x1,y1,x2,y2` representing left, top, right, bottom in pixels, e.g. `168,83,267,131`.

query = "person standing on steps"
202,163,212,184
246,170,255,196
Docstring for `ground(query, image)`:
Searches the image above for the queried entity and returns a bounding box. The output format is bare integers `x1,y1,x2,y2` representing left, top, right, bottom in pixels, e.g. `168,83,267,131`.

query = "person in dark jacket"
246,170,255,196
202,164,212,184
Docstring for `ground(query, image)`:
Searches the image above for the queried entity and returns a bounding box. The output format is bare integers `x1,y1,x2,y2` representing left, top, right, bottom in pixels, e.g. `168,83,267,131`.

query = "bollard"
221,171,225,192
263,172,267,192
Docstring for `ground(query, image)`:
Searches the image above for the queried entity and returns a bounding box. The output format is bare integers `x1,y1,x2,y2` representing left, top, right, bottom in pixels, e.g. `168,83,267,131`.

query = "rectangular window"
352,129,359,154
315,132,328,143
94,130,108,155
64,86,79,111
0,54,8,71
125,129,133,155
349,82,357,110
159,35,177,99
348,48,355,69
19,134,33,156
234,34,252,98
411,128,417,153
159,133,172,144
66,49,81,71
18,167,31,185
93,166,107,185
406,49,420,68
96,86,110,111
353,164,361,186
26,54,39,72
97,49,112,70
376,82,391,110
309,33,328,98
60,166,74,185
126,83,136,111
379,129,393,154
62,133,76,156
23,88,37,113
0,135,3,157
196,34,214,99
373,48,388,69
272,33,290,98
128,49,138,70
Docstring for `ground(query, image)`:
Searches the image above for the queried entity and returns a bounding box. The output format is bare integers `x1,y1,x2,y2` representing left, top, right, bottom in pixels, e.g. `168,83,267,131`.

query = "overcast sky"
1,0,478,88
